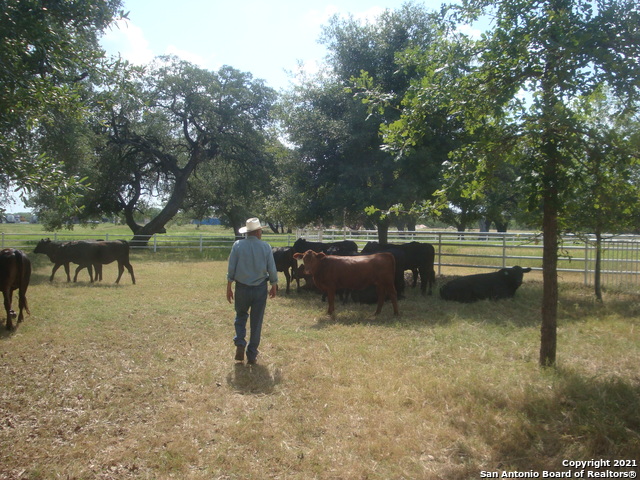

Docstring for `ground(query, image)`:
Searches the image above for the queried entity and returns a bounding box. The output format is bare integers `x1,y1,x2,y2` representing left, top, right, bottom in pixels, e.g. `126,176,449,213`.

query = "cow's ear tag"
504,271,509,276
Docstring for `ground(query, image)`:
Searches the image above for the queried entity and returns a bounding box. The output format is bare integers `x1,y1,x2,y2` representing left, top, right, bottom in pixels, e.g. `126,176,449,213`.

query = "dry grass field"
1,250,639,480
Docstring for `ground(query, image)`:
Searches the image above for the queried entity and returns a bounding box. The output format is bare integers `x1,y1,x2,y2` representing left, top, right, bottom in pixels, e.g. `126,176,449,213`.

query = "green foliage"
562,87,640,235
366,0,640,364
380,0,640,234
0,0,126,208
37,56,278,237
282,4,451,231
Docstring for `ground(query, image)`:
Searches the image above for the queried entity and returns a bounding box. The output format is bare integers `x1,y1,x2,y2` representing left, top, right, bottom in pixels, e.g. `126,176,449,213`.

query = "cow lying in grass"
293,250,399,318
439,266,532,303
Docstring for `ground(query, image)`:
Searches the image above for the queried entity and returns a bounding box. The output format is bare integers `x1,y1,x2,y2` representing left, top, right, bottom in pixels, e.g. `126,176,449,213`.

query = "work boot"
235,345,245,362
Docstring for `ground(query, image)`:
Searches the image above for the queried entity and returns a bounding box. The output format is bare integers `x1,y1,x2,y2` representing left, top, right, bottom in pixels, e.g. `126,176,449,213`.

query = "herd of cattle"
274,238,532,317
1,239,135,330
1,236,532,329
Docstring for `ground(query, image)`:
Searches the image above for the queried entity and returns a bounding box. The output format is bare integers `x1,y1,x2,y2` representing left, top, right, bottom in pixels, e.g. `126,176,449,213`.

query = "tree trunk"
127,153,200,247
540,190,558,367
495,221,508,233
268,222,280,234
539,100,559,366
539,60,561,368
594,231,603,302
377,217,390,245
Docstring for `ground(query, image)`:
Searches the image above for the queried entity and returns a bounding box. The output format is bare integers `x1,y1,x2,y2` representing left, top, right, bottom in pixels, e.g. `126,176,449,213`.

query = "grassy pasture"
1,248,639,479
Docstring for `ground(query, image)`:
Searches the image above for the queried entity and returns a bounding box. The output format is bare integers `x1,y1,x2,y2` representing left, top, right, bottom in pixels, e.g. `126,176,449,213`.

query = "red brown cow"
293,250,399,318
0,248,31,330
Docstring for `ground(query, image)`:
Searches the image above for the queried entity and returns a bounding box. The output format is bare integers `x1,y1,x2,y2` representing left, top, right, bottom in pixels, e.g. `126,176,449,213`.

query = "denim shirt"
227,236,278,287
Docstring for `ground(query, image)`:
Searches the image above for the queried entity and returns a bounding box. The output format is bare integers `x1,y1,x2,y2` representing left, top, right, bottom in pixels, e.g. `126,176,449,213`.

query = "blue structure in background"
192,218,221,226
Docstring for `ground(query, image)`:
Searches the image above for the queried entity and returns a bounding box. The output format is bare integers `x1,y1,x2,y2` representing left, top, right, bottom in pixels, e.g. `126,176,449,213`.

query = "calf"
34,238,101,282
293,250,399,317
35,238,135,284
272,246,299,294
0,248,31,330
439,266,532,303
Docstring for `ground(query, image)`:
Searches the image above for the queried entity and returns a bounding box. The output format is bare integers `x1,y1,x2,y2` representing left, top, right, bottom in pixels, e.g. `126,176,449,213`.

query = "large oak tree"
80,57,276,243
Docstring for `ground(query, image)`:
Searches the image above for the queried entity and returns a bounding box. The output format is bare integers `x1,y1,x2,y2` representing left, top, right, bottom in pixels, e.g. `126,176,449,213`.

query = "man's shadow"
227,363,282,395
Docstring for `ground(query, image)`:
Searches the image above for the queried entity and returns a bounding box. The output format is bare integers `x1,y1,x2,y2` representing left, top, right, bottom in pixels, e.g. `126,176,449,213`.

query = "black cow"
35,238,135,284
34,238,102,282
294,264,317,292
439,266,532,303
81,240,135,284
362,241,435,295
292,238,358,256
0,248,31,330
272,246,299,294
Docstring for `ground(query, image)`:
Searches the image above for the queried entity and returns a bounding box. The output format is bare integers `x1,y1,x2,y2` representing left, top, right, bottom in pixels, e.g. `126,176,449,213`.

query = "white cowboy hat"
239,217,262,234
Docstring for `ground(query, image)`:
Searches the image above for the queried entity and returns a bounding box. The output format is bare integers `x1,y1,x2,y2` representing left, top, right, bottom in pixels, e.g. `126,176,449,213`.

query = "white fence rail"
2,230,639,289
296,229,640,290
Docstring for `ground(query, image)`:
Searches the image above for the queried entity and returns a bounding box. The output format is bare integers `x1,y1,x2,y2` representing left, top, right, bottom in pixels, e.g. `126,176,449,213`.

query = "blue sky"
100,0,462,90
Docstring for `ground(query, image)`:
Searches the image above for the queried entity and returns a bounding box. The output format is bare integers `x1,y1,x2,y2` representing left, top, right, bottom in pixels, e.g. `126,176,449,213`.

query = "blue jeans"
233,282,268,361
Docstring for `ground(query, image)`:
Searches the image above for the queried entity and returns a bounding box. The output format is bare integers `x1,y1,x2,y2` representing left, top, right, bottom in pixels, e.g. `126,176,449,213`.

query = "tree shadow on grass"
227,363,283,395
476,367,640,472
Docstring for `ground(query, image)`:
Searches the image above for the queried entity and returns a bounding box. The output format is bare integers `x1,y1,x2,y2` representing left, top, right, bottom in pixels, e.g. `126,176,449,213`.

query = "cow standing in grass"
34,238,101,282
0,248,31,330
439,266,532,302
76,240,136,284
362,241,435,295
35,238,135,284
293,250,399,318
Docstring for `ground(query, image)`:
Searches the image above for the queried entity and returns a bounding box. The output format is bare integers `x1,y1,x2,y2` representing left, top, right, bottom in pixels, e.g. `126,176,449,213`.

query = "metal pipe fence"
296,229,640,290
2,230,639,290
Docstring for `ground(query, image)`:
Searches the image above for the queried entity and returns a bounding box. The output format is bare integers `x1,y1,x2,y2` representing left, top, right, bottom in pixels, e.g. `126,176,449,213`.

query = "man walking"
226,218,278,364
